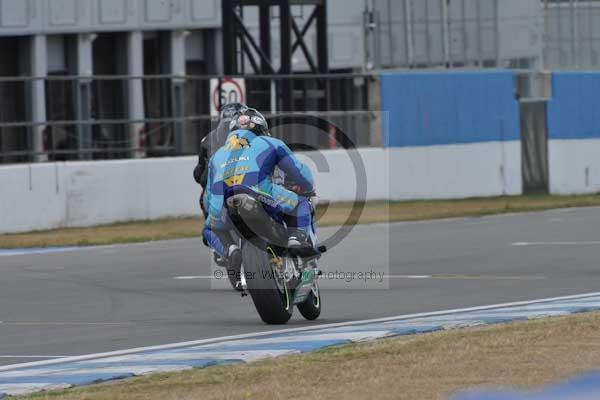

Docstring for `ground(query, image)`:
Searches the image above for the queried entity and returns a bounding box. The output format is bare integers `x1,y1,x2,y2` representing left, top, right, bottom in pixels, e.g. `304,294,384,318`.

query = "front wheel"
242,239,293,324
297,281,321,320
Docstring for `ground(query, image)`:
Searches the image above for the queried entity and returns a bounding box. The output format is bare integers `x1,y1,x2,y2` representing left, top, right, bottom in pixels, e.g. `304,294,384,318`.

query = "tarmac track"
1,207,600,366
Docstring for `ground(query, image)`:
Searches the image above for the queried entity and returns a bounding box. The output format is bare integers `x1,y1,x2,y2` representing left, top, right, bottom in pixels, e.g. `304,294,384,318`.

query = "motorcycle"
223,185,325,324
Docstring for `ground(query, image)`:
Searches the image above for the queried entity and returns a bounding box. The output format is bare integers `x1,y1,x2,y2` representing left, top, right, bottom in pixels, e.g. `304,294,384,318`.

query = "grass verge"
1,194,600,249
19,312,600,400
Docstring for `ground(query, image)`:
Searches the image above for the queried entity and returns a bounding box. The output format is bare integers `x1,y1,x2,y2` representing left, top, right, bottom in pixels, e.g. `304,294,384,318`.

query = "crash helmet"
229,108,270,136
220,103,248,121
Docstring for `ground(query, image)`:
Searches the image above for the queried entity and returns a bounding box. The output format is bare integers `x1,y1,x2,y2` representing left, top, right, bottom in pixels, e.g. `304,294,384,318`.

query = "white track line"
0,356,66,359
512,241,600,246
173,275,432,280
1,291,600,372
173,276,213,280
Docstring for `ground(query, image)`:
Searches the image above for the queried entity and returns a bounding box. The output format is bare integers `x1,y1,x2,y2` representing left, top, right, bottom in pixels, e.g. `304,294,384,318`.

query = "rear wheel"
297,281,321,320
242,239,293,324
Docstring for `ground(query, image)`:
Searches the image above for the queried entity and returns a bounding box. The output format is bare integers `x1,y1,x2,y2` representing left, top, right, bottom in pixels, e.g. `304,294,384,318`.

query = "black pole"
222,0,238,74
316,0,329,74
279,0,293,112
259,5,271,74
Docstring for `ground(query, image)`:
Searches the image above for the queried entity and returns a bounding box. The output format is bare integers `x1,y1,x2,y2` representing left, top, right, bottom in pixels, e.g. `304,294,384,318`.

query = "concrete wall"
548,139,600,195
387,142,521,200
300,143,521,203
0,157,200,234
0,145,522,234
547,72,600,194
376,70,522,199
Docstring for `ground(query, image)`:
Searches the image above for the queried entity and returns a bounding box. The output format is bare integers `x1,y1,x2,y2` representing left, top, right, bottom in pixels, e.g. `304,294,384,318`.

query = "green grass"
18,312,600,400
1,194,600,249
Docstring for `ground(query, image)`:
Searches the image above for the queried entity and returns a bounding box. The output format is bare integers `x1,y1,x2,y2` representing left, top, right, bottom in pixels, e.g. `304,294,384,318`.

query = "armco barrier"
0,145,522,234
547,72,600,194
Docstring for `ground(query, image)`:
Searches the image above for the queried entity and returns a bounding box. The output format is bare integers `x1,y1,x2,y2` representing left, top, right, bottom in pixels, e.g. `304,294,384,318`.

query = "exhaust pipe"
227,194,256,211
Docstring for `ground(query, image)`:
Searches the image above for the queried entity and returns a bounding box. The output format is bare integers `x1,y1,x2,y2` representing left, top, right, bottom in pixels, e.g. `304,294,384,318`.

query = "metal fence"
0,73,375,164
543,0,600,69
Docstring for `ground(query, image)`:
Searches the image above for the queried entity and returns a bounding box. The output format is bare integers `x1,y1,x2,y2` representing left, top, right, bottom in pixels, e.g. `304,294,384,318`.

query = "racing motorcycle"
222,185,325,325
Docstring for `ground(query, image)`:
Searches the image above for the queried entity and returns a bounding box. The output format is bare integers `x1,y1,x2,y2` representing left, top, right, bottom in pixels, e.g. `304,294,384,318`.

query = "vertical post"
557,0,563,67
588,0,593,67
494,0,500,67
475,0,482,67
407,0,415,68
461,0,467,66
76,33,94,160
29,35,48,162
569,0,575,68
533,1,544,70
368,76,383,147
316,0,329,113
374,1,381,69
403,0,411,67
542,0,548,69
171,30,187,155
441,0,450,67
279,0,292,112
259,4,273,112
424,0,431,66
222,0,237,75
571,0,578,68
316,1,329,74
363,0,375,71
127,31,145,158
259,5,271,74
387,0,394,66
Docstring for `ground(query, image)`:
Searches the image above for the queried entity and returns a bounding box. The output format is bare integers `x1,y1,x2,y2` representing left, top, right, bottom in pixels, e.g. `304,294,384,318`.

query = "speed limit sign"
210,78,246,117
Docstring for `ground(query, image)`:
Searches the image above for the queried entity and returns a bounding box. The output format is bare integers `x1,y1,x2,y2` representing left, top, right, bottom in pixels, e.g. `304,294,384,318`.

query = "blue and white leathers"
203,129,316,257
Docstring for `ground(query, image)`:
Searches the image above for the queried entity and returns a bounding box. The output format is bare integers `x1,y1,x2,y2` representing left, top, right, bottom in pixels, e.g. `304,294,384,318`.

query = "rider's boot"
225,244,243,291
287,229,320,258
212,250,227,267
227,244,242,271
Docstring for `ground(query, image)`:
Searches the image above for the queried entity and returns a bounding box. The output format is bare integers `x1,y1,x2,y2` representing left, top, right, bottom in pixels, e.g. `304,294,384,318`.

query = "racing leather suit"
193,119,234,216
202,129,315,257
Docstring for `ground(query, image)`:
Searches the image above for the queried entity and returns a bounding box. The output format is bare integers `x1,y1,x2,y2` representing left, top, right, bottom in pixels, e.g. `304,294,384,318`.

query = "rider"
193,103,247,217
202,108,318,262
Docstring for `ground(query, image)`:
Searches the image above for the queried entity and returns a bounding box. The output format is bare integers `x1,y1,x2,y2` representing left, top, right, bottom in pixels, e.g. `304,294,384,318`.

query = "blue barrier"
380,71,520,147
547,71,600,140
454,371,600,399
